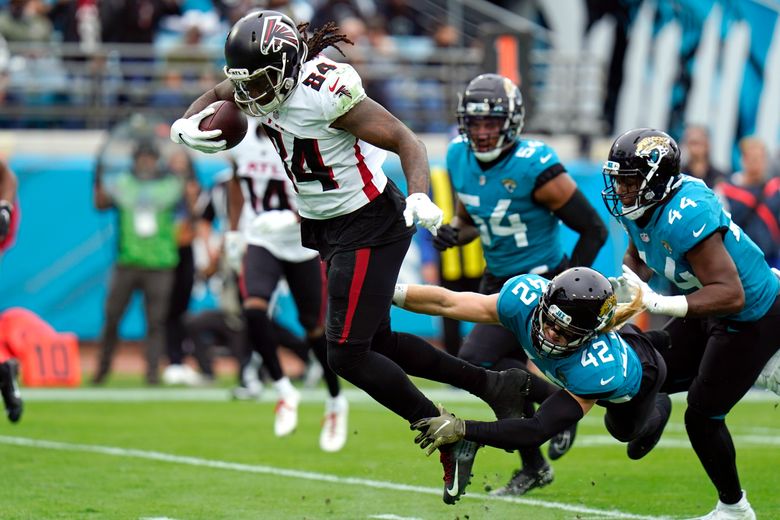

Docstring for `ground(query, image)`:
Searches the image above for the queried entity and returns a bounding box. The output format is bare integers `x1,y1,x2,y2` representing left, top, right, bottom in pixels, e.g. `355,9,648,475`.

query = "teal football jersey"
618,175,779,322
496,274,643,403
447,137,565,277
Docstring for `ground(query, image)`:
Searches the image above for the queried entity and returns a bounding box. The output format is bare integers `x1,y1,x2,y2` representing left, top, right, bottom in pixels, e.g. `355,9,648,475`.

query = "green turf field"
1,384,778,520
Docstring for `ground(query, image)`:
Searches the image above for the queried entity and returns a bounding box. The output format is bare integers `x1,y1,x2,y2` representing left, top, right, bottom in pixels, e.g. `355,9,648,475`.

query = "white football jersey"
230,117,318,262
255,55,388,220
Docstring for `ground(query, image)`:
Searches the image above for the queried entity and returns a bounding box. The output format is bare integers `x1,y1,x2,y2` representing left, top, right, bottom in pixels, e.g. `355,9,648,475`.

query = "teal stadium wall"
0,154,627,341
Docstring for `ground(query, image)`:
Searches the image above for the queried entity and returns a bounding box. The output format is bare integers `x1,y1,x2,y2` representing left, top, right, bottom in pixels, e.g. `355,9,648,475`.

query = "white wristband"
648,294,688,317
393,284,408,307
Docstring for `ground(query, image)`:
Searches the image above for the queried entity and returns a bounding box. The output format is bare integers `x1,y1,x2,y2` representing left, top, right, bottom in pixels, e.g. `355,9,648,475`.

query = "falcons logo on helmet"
260,15,299,54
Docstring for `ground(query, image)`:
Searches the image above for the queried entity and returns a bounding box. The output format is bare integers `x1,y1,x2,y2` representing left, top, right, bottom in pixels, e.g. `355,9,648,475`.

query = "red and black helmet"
224,10,308,116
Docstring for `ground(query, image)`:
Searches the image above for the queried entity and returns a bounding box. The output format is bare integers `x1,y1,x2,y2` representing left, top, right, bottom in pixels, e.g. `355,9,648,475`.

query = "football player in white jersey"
224,117,348,451
172,10,532,504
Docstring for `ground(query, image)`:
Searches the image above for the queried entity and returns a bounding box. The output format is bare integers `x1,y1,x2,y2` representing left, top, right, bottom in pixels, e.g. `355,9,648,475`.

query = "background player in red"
0,157,22,423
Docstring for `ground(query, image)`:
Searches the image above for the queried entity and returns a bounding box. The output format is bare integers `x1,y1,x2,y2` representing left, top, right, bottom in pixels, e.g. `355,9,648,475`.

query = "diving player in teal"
603,128,780,520
432,73,608,495
394,267,672,464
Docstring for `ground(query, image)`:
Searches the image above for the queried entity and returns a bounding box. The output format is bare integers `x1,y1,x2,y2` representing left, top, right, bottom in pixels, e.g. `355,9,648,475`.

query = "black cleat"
627,393,671,460
548,421,577,461
482,368,531,420
0,359,23,423
490,462,554,496
439,439,480,504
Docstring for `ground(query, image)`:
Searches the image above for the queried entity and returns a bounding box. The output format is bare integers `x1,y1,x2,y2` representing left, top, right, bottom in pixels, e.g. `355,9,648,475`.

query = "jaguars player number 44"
603,128,780,520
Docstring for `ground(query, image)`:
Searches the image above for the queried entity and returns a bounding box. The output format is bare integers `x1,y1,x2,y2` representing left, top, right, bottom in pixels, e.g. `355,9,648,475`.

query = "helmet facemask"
530,267,617,359
601,129,681,220
225,53,301,116
602,160,679,220
456,74,524,163
531,301,604,359
461,113,515,162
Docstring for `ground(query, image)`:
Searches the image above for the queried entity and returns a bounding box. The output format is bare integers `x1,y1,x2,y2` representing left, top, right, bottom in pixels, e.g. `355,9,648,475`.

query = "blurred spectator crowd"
0,0,482,131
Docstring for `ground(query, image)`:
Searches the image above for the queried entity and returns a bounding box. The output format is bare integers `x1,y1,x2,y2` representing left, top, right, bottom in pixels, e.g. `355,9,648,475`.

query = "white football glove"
250,209,299,236
170,102,227,154
403,193,443,235
620,264,688,317
223,231,246,273
608,275,637,304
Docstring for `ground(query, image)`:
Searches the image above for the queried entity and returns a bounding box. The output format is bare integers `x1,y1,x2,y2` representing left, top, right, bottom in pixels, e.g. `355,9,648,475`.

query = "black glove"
432,224,459,251
0,201,12,242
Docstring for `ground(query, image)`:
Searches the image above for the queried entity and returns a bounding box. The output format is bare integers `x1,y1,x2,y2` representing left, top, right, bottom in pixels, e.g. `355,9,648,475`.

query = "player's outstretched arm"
393,284,499,324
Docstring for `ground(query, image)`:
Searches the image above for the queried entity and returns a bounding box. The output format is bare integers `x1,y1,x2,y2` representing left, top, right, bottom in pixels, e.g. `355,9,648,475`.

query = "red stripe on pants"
338,248,371,344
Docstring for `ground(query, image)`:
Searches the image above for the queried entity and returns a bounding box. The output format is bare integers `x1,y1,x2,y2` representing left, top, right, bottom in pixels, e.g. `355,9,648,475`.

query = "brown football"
198,100,248,150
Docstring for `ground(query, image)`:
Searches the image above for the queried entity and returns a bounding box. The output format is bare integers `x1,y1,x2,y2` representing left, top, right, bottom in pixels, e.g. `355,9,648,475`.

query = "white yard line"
368,515,424,520
18,387,780,403
0,435,671,520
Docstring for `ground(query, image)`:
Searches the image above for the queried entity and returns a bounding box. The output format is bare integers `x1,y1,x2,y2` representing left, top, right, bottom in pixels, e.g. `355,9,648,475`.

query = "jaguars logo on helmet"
635,135,672,178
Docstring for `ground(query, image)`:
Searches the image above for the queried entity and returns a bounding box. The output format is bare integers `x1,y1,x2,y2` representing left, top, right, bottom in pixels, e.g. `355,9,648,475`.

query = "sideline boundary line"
0,435,671,520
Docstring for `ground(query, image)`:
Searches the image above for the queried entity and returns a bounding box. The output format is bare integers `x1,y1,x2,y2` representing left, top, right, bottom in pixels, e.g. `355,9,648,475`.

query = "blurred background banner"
0,151,626,340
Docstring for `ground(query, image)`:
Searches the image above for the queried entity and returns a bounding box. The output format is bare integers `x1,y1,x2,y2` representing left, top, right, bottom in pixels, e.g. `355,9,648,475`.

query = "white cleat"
692,491,756,520
162,364,204,386
319,395,348,452
755,350,780,396
162,364,185,385
274,388,300,437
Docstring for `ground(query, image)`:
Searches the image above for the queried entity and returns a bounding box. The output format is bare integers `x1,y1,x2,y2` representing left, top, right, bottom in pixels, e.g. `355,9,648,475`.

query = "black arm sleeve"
554,189,608,267
463,390,585,451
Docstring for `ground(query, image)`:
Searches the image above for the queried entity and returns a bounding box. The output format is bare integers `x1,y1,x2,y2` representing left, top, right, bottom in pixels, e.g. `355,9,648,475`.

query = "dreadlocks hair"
297,21,353,61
